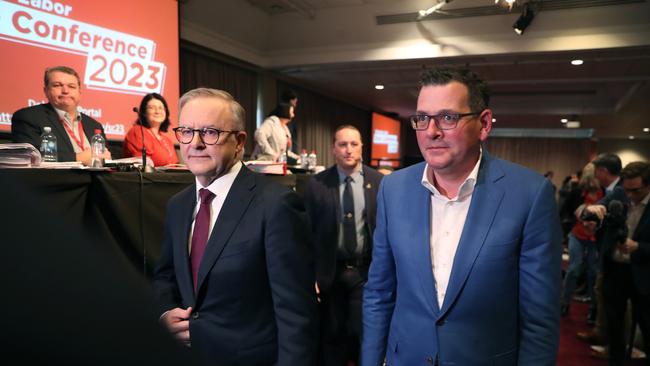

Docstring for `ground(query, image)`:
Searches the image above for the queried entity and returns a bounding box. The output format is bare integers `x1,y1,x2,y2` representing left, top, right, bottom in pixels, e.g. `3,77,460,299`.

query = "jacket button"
426,356,434,364
192,311,199,319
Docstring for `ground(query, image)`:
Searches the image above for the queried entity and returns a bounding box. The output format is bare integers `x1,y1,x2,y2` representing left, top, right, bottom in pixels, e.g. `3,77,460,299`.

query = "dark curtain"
277,81,371,168
180,41,258,154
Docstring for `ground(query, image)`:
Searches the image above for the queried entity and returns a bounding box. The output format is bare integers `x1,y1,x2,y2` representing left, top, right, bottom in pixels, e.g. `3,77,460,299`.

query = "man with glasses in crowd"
153,88,318,366
361,68,561,366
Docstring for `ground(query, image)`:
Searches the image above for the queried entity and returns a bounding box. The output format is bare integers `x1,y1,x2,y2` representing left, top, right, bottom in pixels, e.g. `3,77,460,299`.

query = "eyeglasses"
409,112,480,130
173,127,238,145
624,186,646,194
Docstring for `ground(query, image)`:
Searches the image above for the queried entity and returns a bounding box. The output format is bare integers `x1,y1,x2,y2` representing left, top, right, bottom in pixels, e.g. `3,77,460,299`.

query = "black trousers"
318,264,367,366
603,263,650,366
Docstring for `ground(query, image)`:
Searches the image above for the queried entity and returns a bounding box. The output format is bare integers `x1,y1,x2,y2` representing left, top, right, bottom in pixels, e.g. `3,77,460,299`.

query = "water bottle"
308,149,317,170
40,126,58,162
90,129,106,168
300,149,308,169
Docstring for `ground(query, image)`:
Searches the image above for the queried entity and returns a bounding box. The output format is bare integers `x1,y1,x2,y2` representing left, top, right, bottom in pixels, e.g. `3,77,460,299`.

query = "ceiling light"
513,4,535,35
643,127,650,133
629,135,635,140
375,85,384,90
492,118,496,123
561,118,568,123
571,59,584,66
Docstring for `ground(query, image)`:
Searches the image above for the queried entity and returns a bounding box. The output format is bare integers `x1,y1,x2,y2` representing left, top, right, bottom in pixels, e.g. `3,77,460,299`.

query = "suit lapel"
195,166,256,293
408,165,440,314
633,201,650,239
173,186,197,305
81,114,97,147
438,155,505,318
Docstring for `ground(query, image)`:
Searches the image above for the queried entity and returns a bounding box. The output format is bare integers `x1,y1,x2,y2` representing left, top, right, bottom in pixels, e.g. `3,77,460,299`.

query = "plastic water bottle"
40,126,58,162
90,129,106,168
300,149,308,169
308,149,317,170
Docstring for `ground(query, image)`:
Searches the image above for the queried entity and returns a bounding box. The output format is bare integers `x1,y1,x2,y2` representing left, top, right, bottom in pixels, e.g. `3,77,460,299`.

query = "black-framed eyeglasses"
409,111,481,130
173,127,238,145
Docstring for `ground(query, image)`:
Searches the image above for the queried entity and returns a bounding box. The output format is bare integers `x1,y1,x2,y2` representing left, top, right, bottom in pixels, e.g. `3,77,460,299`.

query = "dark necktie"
190,188,216,293
343,176,358,257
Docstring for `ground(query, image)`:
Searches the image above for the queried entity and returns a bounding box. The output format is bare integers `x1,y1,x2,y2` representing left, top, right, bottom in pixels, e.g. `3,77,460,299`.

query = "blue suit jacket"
153,166,318,366
361,153,562,366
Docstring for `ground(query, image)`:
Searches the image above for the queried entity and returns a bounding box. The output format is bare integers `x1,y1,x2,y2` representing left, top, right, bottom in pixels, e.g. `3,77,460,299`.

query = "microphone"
132,107,150,172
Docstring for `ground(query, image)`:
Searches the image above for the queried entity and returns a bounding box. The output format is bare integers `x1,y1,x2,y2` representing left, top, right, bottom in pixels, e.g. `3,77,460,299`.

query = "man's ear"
478,109,493,142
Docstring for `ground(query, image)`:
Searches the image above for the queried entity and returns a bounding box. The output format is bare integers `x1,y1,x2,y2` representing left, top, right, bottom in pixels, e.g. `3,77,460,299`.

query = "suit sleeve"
152,199,183,313
518,179,562,365
361,179,396,366
11,109,42,149
264,188,318,366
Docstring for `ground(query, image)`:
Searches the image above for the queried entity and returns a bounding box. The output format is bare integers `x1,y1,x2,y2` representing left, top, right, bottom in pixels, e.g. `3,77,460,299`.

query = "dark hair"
269,103,293,120
136,93,171,132
332,124,362,144
620,161,650,185
280,89,297,104
592,153,622,176
44,66,80,87
419,67,490,113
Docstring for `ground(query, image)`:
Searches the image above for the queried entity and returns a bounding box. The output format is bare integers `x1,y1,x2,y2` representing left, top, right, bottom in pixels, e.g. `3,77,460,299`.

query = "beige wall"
597,138,650,166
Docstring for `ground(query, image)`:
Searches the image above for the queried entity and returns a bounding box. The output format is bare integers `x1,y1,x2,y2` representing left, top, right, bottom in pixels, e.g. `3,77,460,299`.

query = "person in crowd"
11,65,111,164
545,170,557,195
558,170,583,241
585,161,650,365
123,93,179,167
152,88,318,366
361,67,561,366
561,163,603,318
303,125,383,366
577,153,626,347
252,103,300,162
281,89,300,154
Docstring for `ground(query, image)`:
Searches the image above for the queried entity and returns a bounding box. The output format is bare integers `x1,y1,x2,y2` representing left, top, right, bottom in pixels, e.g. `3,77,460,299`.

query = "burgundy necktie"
190,188,215,293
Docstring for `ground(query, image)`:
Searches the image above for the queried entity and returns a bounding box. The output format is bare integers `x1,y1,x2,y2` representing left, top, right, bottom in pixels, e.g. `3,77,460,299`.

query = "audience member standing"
153,88,318,366
304,125,383,366
252,103,300,162
361,67,561,366
12,65,111,164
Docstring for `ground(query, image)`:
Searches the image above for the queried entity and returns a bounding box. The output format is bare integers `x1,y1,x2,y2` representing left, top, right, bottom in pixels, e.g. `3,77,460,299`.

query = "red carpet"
558,300,645,365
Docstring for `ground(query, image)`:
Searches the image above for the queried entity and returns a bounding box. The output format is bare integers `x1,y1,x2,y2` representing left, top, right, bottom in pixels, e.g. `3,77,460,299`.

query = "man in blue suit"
361,68,562,366
153,88,318,366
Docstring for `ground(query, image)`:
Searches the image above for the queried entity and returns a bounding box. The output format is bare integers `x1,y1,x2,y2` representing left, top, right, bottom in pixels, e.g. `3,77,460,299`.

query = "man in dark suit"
11,65,110,164
153,88,318,366
303,125,383,366
597,161,650,365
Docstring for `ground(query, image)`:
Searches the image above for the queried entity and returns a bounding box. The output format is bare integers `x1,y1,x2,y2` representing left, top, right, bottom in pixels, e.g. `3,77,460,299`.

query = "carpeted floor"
558,300,645,365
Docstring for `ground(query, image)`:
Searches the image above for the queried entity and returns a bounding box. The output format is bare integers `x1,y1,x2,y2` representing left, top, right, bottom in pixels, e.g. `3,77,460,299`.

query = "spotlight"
643,127,649,133
513,4,535,35
571,59,584,66
375,85,385,90
561,118,568,123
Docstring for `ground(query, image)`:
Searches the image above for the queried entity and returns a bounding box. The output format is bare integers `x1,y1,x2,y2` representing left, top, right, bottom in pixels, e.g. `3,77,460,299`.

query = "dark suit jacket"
303,164,383,292
11,103,105,162
153,165,318,366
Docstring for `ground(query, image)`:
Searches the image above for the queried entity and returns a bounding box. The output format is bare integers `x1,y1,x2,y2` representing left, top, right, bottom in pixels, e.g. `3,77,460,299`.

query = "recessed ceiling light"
561,118,568,123
643,127,650,133
629,135,635,140
375,85,384,90
492,118,496,123
571,59,584,66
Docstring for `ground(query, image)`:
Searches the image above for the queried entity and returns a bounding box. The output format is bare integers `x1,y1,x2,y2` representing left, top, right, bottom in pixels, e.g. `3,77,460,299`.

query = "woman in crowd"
561,162,603,317
123,93,178,167
252,103,300,162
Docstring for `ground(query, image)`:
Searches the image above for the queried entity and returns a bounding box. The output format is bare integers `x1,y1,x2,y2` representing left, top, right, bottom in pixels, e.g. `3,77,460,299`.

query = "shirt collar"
420,147,482,201
337,164,364,183
606,177,620,193
195,161,242,202
53,106,81,123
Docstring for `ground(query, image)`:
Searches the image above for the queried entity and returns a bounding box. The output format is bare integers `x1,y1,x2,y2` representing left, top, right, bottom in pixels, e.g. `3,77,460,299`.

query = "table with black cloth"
0,168,309,276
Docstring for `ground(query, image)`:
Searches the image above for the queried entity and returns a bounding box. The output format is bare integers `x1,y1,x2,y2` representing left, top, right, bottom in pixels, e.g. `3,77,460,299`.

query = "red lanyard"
60,117,86,150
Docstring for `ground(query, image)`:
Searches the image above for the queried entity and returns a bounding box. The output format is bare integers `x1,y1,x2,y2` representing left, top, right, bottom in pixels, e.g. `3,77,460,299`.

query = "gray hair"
179,88,245,131
44,66,81,87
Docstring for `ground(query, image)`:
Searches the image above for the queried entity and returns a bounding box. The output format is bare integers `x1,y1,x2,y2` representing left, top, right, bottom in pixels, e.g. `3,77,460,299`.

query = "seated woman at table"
252,103,300,162
123,93,179,167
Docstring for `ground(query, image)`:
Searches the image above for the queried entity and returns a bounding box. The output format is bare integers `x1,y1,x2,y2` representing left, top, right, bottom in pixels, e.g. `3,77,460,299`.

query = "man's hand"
621,238,639,254
584,204,607,221
315,282,321,303
161,307,192,344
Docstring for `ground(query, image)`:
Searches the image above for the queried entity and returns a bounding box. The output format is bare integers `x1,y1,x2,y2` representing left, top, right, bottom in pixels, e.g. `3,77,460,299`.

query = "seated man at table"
11,65,111,165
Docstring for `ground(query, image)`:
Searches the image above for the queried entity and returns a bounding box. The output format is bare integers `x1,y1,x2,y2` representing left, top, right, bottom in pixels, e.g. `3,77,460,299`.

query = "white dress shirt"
188,161,242,254
421,150,482,308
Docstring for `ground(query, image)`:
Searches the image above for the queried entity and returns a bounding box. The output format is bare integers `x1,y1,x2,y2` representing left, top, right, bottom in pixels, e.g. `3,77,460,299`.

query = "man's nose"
425,120,442,138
